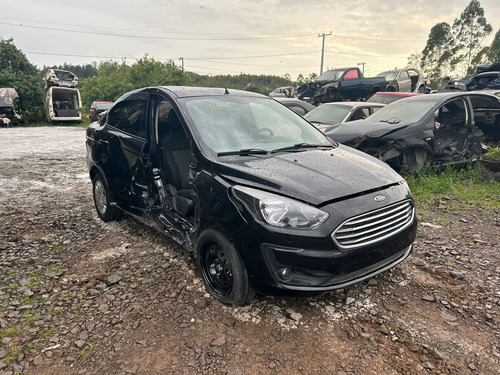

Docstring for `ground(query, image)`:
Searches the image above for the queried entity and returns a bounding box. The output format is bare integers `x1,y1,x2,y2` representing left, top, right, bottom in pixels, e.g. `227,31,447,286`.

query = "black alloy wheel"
196,229,255,305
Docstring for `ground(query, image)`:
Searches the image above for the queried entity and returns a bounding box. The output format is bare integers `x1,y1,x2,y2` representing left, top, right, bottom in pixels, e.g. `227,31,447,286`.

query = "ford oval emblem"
374,194,386,202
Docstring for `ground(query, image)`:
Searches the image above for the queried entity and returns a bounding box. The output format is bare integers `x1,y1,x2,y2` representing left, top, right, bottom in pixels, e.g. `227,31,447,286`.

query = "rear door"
398,71,412,92
97,91,150,209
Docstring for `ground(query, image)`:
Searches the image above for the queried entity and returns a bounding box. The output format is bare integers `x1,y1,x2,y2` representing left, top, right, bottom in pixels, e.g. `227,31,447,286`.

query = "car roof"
372,92,421,97
159,86,265,99
320,101,385,108
114,86,267,104
399,91,499,103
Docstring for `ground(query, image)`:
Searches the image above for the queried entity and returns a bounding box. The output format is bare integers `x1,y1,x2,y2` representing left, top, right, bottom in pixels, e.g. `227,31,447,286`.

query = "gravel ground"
0,126,499,375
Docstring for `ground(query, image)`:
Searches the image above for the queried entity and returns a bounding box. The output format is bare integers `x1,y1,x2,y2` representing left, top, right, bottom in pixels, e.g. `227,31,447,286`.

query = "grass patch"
482,147,500,160
405,163,500,212
1,325,23,339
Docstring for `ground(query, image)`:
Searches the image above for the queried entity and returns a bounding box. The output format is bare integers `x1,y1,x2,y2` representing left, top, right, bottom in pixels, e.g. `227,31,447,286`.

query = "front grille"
333,200,414,249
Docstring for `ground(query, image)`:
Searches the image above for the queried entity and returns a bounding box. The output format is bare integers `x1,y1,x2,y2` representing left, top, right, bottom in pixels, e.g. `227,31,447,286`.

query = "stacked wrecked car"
44,69,82,123
0,88,26,126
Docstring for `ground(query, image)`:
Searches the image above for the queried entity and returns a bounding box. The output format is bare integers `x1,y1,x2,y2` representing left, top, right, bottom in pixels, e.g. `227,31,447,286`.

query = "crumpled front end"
298,80,338,104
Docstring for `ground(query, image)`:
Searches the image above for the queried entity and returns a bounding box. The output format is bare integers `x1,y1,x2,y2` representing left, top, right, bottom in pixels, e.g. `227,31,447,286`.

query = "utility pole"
357,62,366,75
179,57,184,70
318,31,332,75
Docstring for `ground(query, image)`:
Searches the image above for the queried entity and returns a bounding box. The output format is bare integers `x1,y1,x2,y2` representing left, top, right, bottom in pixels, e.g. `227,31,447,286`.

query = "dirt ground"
0,126,499,375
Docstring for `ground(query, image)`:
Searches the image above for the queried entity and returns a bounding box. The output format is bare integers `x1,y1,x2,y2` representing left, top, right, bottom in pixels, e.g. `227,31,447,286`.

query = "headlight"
231,186,329,229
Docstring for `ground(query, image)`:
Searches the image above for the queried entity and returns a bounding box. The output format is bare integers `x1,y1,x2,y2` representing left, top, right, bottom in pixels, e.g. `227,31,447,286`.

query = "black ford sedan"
86,86,416,305
324,92,500,172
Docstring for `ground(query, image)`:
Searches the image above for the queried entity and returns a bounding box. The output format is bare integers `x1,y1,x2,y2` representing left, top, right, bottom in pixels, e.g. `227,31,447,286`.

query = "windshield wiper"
271,143,333,153
217,148,269,157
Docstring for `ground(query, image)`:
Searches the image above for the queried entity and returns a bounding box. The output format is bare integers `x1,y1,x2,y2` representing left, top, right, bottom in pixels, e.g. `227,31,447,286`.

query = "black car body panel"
324,92,500,171
87,86,416,300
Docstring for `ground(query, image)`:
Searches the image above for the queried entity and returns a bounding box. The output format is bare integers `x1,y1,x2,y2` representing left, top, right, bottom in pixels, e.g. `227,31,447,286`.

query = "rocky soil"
0,127,499,375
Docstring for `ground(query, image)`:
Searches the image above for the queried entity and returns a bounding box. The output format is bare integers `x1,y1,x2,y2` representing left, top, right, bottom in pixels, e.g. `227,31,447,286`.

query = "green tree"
0,38,45,122
406,51,422,69
420,22,453,88
488,29,500,62
128,55,191,88
79,61,133,108
451,0,492,76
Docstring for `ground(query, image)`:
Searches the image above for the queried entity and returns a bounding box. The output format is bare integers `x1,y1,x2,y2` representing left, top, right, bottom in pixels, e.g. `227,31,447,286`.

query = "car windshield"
182,96,332,154
317,69,346,81
367,98,441,124
378,71,398,80
304,104,351,125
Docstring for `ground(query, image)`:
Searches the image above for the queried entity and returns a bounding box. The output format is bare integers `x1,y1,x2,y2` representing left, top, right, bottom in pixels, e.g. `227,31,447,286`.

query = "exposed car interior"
434,98,468,161
156,100,194,219
469,95,500,146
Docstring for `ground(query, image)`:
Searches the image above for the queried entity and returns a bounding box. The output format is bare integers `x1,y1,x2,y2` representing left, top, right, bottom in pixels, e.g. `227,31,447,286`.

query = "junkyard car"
438,78,467,92
0,88,25,125
324,92,500,172
86,86,417,305
269,86,296,98
44,69,82,123
366,92,422,105
377,68,426,93
273,97,316,116
43,69,79,89
89,101,113,122
304,102,385,132
298,67,386,104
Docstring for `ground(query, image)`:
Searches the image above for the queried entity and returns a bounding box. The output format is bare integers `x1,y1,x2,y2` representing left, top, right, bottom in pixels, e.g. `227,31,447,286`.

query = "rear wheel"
196,229,255,305
92,173,122,222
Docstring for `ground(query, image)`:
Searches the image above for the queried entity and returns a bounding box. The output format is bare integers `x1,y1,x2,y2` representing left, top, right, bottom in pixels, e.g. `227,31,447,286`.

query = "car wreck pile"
297,67,427,105
44,69,82,123
0,88,25,125
438,63,500,92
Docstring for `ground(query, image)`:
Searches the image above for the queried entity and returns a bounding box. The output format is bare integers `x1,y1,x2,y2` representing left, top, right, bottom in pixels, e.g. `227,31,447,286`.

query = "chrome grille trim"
332,200,415,249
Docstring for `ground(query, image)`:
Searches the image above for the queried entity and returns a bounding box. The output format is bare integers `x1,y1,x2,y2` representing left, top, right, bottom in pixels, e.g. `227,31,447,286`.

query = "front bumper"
260,225,414,292
233,184,417,295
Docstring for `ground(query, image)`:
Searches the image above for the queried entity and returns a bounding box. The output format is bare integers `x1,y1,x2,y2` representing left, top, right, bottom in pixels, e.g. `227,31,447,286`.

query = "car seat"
160,111,193,216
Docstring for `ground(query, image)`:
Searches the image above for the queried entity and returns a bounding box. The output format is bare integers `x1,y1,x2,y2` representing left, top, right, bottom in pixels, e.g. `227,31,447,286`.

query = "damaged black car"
86,86,416,305
324,92,500,172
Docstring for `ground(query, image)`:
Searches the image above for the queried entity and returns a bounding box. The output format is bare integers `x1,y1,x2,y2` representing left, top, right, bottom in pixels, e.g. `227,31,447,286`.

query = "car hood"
324,119,412,144
212,145,402,206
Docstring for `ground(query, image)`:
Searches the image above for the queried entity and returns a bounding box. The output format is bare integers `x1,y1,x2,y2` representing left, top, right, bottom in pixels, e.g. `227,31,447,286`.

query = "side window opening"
434,99,468,160
470,96,500,144
351,108,370,121
108,99,147,138
344,69,359,80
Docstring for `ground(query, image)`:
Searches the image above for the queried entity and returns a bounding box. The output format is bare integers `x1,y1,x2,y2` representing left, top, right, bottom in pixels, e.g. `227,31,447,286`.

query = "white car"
304,101,385,132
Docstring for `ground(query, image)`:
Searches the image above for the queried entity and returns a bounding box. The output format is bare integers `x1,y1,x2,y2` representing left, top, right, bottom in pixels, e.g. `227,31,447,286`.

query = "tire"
196,229,255,305
418,85,426,93
92,173,122,222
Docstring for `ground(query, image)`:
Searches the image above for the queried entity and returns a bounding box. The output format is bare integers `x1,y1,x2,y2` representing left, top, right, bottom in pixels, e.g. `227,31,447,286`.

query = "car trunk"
45,87,82,122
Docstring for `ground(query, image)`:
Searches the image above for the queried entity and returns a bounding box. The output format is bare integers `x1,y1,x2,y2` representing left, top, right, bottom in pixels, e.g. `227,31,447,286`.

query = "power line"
24,50,320,62
0,21,313,41
325,50,408,59
0,18,429,43
0,17,313,38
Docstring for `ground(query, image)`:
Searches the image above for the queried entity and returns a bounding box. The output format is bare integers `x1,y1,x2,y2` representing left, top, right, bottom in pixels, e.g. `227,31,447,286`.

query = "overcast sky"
2,0,500,79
